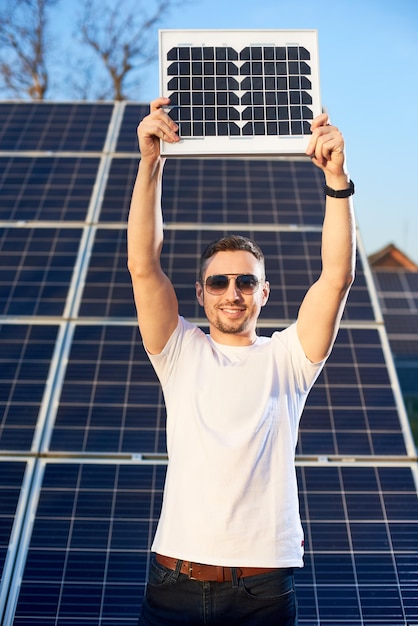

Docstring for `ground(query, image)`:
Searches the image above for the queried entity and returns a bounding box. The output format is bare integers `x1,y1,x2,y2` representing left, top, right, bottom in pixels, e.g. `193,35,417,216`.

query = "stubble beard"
212,310,251,335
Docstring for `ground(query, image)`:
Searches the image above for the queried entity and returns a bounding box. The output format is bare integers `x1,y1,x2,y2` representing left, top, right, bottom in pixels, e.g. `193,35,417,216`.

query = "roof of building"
368,243,418,271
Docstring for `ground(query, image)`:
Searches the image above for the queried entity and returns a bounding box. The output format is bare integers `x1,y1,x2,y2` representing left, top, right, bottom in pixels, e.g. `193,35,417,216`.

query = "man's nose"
225,278,242,299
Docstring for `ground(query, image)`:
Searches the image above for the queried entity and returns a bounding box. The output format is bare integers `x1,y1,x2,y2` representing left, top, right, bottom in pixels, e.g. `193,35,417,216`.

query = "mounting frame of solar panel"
159,29,321,157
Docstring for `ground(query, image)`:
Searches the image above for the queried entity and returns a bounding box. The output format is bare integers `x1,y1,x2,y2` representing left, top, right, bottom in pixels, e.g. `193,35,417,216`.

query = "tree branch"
78,0,183,100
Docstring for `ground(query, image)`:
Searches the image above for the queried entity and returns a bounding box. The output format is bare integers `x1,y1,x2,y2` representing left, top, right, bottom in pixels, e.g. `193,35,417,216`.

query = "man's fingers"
148,118,179,143
306,125,344,163
150,97,171,112
315,134,335,160
310,112,329,131
149,97,179,139
139,108,180,144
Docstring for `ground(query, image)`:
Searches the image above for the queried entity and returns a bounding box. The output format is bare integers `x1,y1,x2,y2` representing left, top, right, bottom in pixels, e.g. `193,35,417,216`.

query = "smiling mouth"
220,307,245,315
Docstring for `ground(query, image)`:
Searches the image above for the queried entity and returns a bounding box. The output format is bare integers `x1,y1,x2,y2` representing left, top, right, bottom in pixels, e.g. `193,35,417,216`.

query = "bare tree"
0,0,58,100
0,0,187,101
78,0,180,101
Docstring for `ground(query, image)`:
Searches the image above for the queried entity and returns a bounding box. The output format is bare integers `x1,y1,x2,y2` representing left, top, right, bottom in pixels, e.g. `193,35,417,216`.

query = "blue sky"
52,0,418,262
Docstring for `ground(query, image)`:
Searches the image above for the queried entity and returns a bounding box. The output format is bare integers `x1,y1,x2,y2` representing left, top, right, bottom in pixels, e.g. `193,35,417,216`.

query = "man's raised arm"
127,98,180,354
296,114,356,363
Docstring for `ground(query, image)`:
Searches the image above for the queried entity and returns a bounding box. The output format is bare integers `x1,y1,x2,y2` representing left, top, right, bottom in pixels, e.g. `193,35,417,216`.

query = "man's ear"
195,281,204,306
261,281,270,307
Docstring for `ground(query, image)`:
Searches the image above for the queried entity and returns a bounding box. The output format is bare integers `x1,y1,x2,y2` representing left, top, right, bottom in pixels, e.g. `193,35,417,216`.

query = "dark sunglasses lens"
206,275,229,292
236,275,259,293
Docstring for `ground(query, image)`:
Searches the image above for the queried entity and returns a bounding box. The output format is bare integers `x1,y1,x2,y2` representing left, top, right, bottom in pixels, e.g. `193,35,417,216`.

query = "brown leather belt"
156,553,279,583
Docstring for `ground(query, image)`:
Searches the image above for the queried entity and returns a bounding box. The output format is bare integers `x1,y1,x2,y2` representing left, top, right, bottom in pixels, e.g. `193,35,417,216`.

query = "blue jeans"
138,555,298,625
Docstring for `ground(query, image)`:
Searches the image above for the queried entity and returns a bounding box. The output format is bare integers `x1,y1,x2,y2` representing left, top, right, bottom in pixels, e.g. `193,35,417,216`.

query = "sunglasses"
203,274,262,295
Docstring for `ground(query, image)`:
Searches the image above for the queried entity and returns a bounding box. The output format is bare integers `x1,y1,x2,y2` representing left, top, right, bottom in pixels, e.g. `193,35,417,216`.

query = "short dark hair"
198,235,265,282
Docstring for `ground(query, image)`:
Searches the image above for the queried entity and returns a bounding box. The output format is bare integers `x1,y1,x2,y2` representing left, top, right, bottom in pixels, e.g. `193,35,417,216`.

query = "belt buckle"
188,562,208,581
188,561,197,580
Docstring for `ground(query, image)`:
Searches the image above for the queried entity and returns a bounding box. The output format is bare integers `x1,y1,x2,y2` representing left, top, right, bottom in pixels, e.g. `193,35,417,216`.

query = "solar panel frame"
159,30,321,156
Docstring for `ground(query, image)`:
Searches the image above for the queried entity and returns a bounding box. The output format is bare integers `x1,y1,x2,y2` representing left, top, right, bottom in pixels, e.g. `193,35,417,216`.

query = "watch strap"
324,179,355,198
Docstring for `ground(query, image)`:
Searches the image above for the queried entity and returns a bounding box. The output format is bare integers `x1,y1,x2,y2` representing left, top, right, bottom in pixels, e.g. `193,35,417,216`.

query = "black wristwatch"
324,179,355,198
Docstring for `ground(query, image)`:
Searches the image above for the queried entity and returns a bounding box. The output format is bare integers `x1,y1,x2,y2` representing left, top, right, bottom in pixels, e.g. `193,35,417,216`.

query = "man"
128,97,356,626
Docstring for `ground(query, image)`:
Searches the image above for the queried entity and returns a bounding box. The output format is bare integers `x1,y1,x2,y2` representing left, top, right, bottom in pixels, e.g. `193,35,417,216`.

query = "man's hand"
137,97,180,164
306,113,346,178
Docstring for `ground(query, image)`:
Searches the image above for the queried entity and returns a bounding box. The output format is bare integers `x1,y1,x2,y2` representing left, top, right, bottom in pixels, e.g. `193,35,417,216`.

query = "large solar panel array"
1,99,417,626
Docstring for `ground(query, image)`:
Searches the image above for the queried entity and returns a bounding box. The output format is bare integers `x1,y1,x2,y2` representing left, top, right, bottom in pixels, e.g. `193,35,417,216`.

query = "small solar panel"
159,30,321,156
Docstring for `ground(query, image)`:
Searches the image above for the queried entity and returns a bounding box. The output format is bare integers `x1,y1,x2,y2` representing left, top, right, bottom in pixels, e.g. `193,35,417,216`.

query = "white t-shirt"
147,316,325,568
